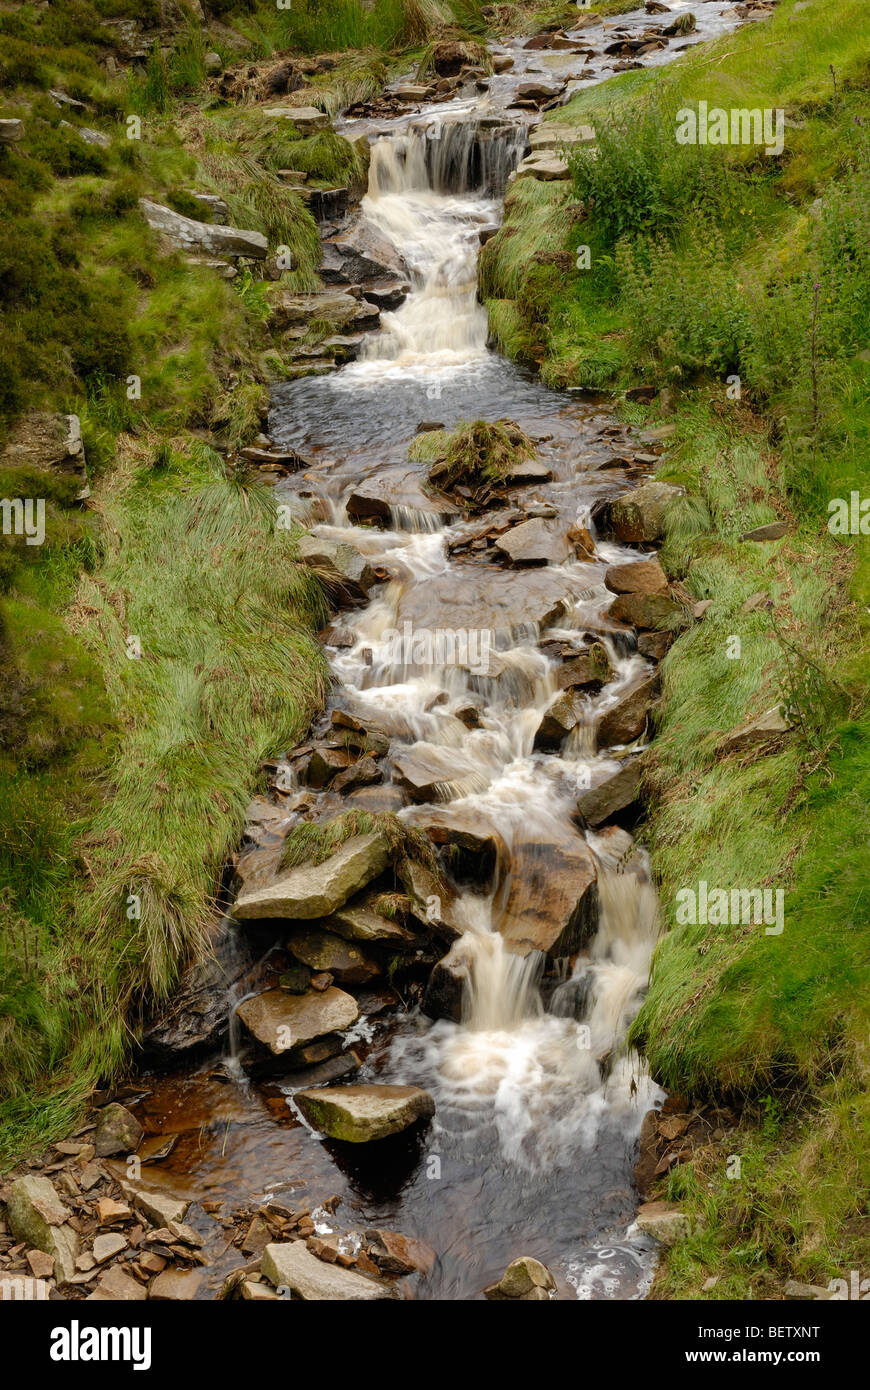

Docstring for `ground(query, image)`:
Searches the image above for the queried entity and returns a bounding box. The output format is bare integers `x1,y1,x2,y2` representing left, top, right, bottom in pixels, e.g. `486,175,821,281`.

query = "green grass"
0,444,327,1165
279,809,442,880
410,418,536,502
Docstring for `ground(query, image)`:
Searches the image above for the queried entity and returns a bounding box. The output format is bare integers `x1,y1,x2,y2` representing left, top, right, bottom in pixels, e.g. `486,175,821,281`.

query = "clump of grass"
418,418,536,504
280,809,441,883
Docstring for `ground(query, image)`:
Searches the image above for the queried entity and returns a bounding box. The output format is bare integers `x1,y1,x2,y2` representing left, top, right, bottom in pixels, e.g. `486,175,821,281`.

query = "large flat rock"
294,1083,435,1142
497,828,598,958
237,987,359,1055
397,567,572,640
139,198,267,259
262,1241,394,1299
233,831,390,921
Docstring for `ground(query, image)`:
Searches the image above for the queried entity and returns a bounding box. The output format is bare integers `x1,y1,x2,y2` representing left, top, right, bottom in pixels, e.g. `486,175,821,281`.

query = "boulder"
397,857,462,942
294,1083,435,1142
397,566,570,641
139,198,267,259
529,122,595,151
513,152,570,182
0,118,24,142
716,707,791,756
740,520,788,542
94,1102,143,1157
392,744,484,803
609,480,685,543
555,642,613,691
503,459,553,485
327,897,417,948
484,1255,556,1300
431,40,473,77
494,517,570,565
346,469,454,525
498,829,598,958
268,290,361,331
0,411,90,499
635,1200,691,1245
233,831,390,921
367,1229,436,1276
604,559,668,596
261,105,330,134
597,673,659,747
321,220,407,285
516,80,563,103
296,534,378,605
534,689,587,749
288,927,380,986
236,986,359,1055
577,759,642,826
6,1177,79,1284
422,936,476,1022
261,1241,394,1299
637,630,673,661
608,591,684,630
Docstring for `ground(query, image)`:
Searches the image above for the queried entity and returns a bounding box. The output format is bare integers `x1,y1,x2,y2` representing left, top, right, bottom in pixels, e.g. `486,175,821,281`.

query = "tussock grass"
280,809,441,881
414,418,536,503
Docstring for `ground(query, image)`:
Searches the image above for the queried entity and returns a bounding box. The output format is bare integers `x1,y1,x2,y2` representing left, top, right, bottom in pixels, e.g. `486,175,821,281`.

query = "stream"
132,3,750,1301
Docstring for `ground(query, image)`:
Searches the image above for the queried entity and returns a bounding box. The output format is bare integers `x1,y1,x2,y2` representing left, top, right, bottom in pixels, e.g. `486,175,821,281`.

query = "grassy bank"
482,0,870,1295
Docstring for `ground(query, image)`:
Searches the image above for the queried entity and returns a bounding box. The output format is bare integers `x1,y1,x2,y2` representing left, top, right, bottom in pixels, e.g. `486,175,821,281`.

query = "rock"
362,278,411,311
422,936,476,1022
294,1083,435,1143
555,642,613,692
397,858,461,942
635,1200,691,1245
494,517,569,565
269,289,361,331
327,897,416,948
75,126,110,148
86,1266,147,1301
716,707,791,756
346,469,454,525
534,689,587,748
513,152,570,181
395,83,432,102
242,1278,280,1300
322,220,407,284
234,831,390,921
392,744,484,803
499,828,598,958
92,1233,127,1263
577,759,643,827
609,480,685,543
368,1229,436,1276
0,118,24,142
94,1102,143,1157
740,520,788,542
262,1240,394,1299
7,1176,80,1282
289,927,379,986
608,591,684,630
332,757,382,794
237,986,359,1054
397,567,571,641
149,1268,204,1300
783,1279,837,1301
204,51,223,76
604,559,668,596
637,630,673,661
27,1248,57,1279
129,1188,190,1229
261,105,330,134
95,1197,132,1223
0,411,90,499
139,198,267,259
296,533,378,605
484,1255,556,1300
491,53,514,73
529,122,595,151
597,673,659,747
503,459,553,485
517,80,563,103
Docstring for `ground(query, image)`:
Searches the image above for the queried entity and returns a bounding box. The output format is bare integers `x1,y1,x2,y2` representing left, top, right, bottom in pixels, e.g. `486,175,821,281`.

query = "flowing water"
133,4,753,1299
